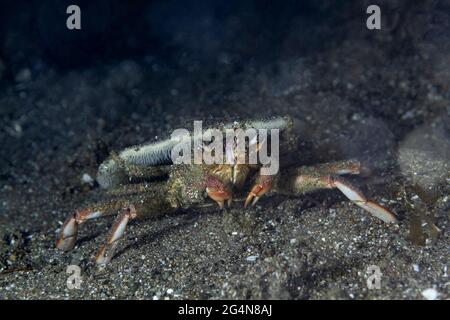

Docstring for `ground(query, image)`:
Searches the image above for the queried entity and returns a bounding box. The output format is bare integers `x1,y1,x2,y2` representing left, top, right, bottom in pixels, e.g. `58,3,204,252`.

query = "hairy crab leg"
95,205,137,266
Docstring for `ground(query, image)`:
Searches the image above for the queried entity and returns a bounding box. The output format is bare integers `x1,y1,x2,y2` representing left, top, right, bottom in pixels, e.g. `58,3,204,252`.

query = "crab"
56,116,397,265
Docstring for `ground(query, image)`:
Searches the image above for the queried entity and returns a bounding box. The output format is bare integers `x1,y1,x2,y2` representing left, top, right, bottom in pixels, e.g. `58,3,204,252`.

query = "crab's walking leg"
56,214,79,251
57,181,168,251
326,176,397,223
275,161,397,223
95,205,137,265
56,203,122,251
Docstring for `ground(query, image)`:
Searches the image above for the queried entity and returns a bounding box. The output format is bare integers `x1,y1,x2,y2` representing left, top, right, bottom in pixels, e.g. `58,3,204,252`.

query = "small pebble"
246,255,258,262
81,173,94,185
421,288,439,300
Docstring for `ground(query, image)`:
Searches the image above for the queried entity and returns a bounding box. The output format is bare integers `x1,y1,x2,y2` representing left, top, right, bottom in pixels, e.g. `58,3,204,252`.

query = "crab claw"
206,175,232,209
331,178,397,223
244,175,273,208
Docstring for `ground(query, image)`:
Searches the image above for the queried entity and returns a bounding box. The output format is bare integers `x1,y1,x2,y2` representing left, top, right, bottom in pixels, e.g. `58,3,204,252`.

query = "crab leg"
243,160,361,208
56,214,79,251
327,177,397,223
56,199,132,251
273,161,397,223
95,205,137,265
57,208,109,251
312,159,363,176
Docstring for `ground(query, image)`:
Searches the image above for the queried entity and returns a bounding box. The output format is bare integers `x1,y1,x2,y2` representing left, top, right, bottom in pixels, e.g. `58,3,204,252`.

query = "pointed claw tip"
251,196,260,207
244,195,253,208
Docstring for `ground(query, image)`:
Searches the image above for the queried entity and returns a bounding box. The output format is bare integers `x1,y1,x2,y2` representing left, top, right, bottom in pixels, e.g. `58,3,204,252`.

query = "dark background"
0,0,444,72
